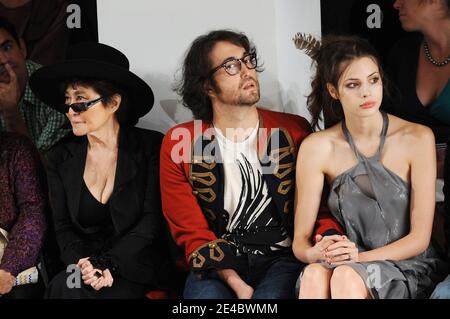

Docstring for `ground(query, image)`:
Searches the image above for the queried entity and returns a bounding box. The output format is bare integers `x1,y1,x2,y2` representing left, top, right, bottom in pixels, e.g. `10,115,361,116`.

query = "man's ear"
205,83,216,98
18,38,27,59
326,83,339,100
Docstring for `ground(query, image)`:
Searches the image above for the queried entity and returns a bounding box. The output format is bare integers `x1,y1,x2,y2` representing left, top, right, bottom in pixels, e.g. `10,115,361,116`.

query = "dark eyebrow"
221,56,238,64
345,72,379,82
0,39,13,48
220,51,251,65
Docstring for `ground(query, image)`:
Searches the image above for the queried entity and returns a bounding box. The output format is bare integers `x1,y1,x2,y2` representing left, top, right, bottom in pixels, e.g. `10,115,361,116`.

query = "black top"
46,127,173,286
386,33,450,144
78,180,111,229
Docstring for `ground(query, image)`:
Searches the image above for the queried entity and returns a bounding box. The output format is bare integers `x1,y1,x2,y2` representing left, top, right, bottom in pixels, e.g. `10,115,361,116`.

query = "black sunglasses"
62,96,106,113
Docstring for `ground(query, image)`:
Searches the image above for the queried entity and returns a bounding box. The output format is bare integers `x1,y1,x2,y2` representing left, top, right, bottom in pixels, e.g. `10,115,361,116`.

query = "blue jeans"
183,252,304,299
430,274,450,299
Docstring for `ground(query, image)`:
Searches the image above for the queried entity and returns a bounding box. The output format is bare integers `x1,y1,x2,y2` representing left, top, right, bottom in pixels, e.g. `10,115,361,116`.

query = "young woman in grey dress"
292,35,448,299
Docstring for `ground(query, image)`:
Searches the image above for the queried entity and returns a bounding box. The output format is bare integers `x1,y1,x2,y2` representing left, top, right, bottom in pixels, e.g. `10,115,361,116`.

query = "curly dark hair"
308,35,391,131
175,29,262,123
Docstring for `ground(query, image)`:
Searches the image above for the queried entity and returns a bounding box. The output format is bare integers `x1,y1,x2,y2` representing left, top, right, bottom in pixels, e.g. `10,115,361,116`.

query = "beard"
215,78,261,107
238,77,260,106
238,84,260,106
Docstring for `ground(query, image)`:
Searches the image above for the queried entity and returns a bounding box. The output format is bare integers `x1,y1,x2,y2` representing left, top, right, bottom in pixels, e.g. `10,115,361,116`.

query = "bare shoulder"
387,114,435,151
298,125,340,162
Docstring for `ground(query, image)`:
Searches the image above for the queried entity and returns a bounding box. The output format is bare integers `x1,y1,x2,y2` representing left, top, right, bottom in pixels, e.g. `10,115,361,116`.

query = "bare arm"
359,126,436,262
293,134,340,263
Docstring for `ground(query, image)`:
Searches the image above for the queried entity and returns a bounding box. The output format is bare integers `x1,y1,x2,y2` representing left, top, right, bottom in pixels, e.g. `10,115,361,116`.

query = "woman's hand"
77,257,103,286
91,269,114,291
304,234,346,264
324,236,359,265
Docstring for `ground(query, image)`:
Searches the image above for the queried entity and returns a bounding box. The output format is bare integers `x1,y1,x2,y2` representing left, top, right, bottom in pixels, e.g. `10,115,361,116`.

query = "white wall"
97,0,320,133
274,0,321,121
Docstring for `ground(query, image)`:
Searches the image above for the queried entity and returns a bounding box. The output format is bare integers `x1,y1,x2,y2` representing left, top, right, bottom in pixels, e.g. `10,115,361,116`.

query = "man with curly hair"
160,29,342,299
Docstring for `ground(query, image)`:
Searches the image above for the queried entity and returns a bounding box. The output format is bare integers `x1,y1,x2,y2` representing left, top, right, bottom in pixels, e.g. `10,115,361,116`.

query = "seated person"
0,132,46,299
160,30,341,299
293,34,448,299
0,16,70,154
29,42,171,298
387,0,450,298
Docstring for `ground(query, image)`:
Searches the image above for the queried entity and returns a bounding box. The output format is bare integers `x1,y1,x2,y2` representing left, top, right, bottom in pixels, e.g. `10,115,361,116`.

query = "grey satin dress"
328,112,447,299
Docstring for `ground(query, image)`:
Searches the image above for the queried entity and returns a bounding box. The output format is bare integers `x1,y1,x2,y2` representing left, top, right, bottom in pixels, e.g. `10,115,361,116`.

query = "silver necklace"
423,41,450,67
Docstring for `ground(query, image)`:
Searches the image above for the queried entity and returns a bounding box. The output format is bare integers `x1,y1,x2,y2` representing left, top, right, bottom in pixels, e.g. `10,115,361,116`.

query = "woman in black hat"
29,42,171,298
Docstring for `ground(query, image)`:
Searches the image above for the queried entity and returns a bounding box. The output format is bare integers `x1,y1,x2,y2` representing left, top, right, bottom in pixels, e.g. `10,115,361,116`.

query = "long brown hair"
306,35,386,131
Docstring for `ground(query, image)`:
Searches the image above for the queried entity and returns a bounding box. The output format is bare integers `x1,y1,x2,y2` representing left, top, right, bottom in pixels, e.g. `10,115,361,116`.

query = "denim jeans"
430,274,450,299
183,251,304,299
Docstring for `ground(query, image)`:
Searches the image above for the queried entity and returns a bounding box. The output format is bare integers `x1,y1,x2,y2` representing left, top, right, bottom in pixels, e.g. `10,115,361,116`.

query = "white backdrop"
97,0,321,133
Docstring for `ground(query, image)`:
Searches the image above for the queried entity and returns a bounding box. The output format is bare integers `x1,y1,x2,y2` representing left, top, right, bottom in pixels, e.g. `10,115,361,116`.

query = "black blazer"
46,126,167,286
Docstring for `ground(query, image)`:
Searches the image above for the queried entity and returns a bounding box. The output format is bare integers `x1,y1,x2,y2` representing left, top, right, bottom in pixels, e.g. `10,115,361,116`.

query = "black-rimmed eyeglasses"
62,96,107,113
209,52,258,76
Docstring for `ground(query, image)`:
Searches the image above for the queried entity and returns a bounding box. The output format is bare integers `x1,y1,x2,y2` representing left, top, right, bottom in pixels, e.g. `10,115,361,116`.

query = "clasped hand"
308,234,359,266
77,258,114,291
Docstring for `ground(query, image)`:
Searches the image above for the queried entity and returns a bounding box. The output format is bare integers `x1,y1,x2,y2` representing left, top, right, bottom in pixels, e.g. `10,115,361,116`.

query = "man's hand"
0,269,15,295
217,268,254,299
0,63,21,114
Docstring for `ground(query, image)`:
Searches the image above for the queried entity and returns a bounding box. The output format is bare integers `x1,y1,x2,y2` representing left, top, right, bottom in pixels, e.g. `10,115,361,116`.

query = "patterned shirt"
214,123,291,255
0,133,46,277
0,60,70,153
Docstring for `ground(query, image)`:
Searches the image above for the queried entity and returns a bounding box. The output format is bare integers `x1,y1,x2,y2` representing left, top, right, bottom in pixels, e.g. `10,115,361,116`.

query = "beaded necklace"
423,41,450,67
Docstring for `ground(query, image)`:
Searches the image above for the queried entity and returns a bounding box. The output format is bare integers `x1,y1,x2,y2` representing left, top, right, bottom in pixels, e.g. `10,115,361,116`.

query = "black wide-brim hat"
29,42,154,124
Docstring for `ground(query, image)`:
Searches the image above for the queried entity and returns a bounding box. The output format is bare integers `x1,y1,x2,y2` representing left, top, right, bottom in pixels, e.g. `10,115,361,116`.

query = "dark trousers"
44,269,151,299
183,251,304,299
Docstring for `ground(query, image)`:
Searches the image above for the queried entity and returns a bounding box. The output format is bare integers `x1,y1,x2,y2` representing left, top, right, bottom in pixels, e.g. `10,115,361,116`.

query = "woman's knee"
297,263,332,298
300,264,332,288
331,266,358,283
302,264,331,282
330,266,367,298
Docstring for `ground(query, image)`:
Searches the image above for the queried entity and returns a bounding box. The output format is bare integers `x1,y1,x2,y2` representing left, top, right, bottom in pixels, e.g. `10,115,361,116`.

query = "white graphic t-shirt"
214,122,291,255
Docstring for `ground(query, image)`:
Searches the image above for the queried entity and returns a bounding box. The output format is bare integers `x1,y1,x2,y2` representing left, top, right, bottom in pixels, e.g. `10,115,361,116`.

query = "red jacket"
160,108,342,272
